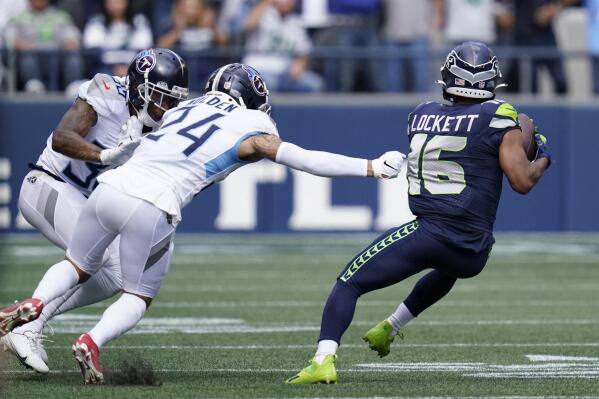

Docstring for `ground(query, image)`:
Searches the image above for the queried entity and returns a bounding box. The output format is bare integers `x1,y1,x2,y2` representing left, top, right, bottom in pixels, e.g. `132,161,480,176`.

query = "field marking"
54,299,599,309
357,354,599,379
44,342,599,350
42,314,599,335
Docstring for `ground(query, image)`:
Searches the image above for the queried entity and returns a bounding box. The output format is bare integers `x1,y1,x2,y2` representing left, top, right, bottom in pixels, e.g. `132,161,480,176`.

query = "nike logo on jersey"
102,80,110,91
411,114,479,133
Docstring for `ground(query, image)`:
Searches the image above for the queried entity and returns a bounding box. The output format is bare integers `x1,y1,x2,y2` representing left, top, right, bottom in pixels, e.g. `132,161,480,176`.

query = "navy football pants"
319,219,490,344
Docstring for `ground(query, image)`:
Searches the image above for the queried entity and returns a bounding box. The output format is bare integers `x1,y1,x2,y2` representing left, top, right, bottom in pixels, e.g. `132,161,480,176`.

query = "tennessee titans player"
286,41,551,384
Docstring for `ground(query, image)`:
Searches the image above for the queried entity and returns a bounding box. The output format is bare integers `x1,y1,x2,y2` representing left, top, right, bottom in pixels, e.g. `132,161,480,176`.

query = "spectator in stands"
0,0,27,90
320,0,382,92
4,0,83,93
243,0,324,92
218,0,259,45
508,0,578,94
382,0,437,93
157,0,225,90
157,0,225,51
587,0,599,94
432,0,513,45
83,0,153,77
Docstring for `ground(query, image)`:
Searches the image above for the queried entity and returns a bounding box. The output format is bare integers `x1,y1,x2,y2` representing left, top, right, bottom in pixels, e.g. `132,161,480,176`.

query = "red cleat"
0,298,44,336
72,333,104,384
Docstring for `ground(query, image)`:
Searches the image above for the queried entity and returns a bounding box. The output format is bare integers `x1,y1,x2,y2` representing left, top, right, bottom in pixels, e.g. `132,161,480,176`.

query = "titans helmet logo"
136,50,156,74
242,65,268,97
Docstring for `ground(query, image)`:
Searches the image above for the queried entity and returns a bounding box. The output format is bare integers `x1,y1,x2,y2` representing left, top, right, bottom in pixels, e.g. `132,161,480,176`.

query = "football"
518,113,537,161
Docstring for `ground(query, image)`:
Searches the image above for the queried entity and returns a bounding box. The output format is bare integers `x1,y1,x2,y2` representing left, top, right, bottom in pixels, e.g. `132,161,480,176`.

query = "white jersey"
98,93,279,224
37,73,129,196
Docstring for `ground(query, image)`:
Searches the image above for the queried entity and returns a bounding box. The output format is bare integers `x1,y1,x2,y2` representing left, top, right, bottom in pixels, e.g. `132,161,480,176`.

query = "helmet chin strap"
137,101,161,129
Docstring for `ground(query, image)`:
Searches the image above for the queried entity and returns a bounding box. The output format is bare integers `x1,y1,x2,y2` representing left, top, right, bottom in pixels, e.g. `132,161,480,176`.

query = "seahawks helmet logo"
135,50,156,74
242,65,268,96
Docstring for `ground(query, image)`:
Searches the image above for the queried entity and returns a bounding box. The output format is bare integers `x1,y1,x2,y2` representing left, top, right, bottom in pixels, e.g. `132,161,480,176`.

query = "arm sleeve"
275,142,368,177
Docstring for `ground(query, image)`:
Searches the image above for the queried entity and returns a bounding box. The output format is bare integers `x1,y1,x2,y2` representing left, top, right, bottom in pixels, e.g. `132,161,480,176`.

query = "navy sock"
404,270,456,316
318,281,361,344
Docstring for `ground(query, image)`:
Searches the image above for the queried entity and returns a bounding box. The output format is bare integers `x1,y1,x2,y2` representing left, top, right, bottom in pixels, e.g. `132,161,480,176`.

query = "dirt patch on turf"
105,357,162,386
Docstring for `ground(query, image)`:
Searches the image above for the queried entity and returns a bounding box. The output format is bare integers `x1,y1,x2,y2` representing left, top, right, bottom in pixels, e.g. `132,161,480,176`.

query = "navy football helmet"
438,41,505,102
127,48,190,128
204,63,271,115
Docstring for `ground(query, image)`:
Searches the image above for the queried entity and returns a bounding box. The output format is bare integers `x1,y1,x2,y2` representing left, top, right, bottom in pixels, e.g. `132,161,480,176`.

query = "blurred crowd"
0,0,596,95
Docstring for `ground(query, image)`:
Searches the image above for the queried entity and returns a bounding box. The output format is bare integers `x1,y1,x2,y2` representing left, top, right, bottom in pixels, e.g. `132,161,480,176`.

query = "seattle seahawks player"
0,63,404,384
286,41,551,384
1,48,189,374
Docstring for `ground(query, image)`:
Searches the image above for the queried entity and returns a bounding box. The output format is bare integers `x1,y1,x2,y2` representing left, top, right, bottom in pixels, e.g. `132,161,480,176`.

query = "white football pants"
66,183,175,298
18,170,123,306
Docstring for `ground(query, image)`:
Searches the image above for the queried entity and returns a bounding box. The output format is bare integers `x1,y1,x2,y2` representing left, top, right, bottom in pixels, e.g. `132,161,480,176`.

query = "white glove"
99,116,143,166
371,151,406,179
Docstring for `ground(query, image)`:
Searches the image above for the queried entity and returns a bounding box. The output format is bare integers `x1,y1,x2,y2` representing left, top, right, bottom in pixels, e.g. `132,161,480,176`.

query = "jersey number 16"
408,134,467,196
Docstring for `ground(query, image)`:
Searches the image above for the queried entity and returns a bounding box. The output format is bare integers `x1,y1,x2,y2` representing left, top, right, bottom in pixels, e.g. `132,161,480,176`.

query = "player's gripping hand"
371,151,406,179
534,126,551,168
99,116,143,166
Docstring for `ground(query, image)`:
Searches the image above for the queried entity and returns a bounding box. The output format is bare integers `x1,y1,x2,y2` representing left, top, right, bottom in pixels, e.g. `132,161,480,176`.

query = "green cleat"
285,354,337,384
362,320,403,358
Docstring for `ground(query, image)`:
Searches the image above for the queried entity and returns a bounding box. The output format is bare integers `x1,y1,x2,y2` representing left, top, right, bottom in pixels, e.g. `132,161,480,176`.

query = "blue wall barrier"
0,98,596,233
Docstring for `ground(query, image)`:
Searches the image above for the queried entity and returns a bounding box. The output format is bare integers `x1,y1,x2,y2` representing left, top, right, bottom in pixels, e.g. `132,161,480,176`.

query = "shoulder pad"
79,74,127,117
85,74,127,102
482,100,519,129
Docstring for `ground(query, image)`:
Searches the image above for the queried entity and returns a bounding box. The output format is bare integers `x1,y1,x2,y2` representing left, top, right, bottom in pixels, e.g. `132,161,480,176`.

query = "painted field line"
44,342,599,350
73,299,599,309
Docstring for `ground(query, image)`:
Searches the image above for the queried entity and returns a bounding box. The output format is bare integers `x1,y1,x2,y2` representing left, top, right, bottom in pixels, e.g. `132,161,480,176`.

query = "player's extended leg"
0,184,124,338
364,236,490,357
287,220,425,384
71,184,175,384
5,173,126,372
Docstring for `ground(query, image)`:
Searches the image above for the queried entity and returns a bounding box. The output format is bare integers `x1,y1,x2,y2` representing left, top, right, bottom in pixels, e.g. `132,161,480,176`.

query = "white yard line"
44,342,599,350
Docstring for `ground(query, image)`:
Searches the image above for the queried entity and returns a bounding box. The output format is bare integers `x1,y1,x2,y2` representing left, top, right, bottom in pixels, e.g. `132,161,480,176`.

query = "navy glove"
534,128,551,168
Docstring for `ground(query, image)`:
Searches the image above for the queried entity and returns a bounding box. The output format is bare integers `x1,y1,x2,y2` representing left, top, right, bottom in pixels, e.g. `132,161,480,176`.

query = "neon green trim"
340,220,419,282
495,103,518,122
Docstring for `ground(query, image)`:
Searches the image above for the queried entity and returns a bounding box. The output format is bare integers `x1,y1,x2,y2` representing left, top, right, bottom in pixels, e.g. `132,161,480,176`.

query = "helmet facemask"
134,71,189,128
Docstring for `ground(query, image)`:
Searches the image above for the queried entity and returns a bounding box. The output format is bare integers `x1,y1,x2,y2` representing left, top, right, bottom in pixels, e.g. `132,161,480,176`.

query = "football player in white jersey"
0,63,405,384
0,48,189,374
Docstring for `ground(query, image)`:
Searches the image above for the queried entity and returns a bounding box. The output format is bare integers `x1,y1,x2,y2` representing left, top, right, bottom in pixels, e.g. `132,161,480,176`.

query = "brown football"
518,113,537,161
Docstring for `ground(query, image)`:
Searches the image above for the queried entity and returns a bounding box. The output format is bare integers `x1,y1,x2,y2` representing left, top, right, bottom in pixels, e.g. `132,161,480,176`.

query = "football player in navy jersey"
286,41,551,384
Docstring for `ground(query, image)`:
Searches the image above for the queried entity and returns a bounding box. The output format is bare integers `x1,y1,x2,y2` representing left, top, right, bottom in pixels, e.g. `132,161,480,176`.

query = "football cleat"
362,320,403,358
0,298,44,336
1,331,49,374
72,334,104,384
285,354,337,384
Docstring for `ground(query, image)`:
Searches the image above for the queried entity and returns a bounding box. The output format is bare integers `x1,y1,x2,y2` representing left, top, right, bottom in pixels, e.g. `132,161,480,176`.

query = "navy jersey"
406,100,520,252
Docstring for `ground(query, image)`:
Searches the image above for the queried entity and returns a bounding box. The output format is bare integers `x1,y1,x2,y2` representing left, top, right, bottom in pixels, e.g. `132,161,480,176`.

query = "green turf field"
1,233,599,399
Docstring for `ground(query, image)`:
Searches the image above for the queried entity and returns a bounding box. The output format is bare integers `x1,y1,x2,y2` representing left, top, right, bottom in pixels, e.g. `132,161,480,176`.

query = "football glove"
100,116,143,166
534,127,551,168
372,151,406,179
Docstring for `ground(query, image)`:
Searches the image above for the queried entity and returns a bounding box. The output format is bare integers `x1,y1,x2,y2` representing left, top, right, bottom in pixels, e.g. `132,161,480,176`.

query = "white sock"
314,339,338,364
387,302,415,333
32,260,80,304
88,293,147,348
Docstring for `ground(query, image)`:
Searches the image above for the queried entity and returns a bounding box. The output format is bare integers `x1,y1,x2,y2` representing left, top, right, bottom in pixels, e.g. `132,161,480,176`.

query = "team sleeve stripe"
495,103,518,122
489,117,517,129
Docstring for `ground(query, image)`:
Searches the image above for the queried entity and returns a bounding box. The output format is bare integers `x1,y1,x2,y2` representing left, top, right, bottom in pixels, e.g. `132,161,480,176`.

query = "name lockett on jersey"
410,113,480,134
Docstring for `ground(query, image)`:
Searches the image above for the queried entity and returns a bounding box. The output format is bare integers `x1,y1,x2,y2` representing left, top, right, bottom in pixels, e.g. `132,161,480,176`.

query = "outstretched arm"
499,129,549,194
237,133,404,178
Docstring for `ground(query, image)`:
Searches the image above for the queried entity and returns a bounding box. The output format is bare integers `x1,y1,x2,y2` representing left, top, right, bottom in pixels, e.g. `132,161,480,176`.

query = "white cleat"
1,331,49,374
